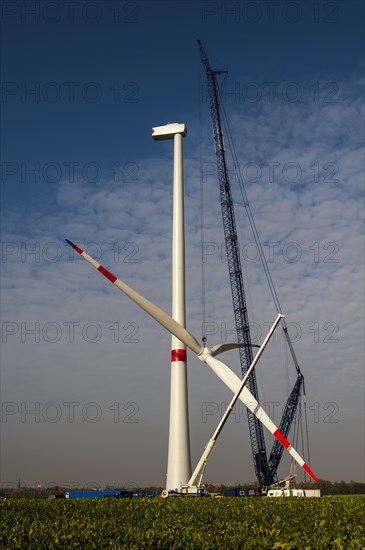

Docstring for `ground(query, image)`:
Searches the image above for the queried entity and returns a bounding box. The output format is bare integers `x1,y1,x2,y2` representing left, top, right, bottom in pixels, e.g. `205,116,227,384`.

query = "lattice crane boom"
198,40,270,487
198,40,310,489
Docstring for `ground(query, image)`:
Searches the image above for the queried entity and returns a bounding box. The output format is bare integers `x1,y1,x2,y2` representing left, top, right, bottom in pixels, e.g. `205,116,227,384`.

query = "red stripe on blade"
74,245,83,255
171,349,187,362
98,265,117,284
303,463,318,484
273,429,291,449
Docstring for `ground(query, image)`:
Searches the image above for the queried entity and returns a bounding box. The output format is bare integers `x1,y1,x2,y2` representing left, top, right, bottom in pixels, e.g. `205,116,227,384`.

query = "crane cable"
217,81,284,318
198,63,207,341
218,81,303,374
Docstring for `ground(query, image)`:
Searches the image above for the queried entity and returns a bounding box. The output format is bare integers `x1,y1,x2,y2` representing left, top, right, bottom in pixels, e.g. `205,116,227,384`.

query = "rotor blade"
210,342,260,357
204,353,318,483
65,240,203,355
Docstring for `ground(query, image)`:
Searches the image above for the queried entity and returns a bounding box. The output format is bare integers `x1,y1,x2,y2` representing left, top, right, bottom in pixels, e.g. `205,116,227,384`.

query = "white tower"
152,123,191,491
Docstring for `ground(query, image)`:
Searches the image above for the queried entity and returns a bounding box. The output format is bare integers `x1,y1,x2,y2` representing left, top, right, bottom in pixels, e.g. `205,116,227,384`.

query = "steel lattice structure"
198,40,307,488
267,373,304,480
198,40,270,487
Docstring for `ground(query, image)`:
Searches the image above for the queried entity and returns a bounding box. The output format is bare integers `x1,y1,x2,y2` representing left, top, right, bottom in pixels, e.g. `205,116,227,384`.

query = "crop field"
1,496,364,549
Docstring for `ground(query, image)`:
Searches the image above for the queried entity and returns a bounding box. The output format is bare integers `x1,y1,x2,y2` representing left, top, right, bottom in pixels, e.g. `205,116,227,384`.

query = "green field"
1,496,364,549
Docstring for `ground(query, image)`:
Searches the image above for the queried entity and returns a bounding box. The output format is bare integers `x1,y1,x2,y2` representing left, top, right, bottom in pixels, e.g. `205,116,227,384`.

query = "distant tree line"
310,479,365,496
0,479,364,499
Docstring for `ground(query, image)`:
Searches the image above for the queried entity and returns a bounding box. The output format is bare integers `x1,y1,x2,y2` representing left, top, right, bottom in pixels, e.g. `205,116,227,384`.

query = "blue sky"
1,0,364,489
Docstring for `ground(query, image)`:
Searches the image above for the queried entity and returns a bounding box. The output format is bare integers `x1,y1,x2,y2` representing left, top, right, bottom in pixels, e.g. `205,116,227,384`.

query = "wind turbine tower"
152,123,191,491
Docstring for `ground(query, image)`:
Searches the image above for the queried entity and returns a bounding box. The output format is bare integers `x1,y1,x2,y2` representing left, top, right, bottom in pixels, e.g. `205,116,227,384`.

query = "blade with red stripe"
205,354,318,483
65,240,203,355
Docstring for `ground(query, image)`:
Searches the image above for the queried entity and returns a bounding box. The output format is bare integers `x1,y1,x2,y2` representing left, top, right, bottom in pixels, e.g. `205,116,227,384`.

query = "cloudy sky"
1,0,364,489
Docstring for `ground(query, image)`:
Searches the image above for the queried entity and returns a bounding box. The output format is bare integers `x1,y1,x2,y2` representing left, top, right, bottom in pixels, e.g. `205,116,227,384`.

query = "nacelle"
152,123,187,140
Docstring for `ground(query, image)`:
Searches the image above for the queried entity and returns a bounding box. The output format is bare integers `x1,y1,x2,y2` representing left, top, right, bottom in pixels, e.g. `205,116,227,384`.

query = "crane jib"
197,40,313,488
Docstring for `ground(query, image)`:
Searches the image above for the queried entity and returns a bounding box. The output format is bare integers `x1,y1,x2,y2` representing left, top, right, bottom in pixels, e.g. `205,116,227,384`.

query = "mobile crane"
198,40,310,490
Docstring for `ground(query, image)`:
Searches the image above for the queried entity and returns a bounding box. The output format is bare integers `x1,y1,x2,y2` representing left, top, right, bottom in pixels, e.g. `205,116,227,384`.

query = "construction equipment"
197,40,311,490
267,475,321,497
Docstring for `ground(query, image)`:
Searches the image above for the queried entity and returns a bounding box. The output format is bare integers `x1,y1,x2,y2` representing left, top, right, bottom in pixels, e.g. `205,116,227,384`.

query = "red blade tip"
303,463,319,484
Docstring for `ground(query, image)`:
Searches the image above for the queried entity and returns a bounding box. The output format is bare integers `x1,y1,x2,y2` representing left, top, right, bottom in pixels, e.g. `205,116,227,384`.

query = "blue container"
224,487,237,497
66,490,121,499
